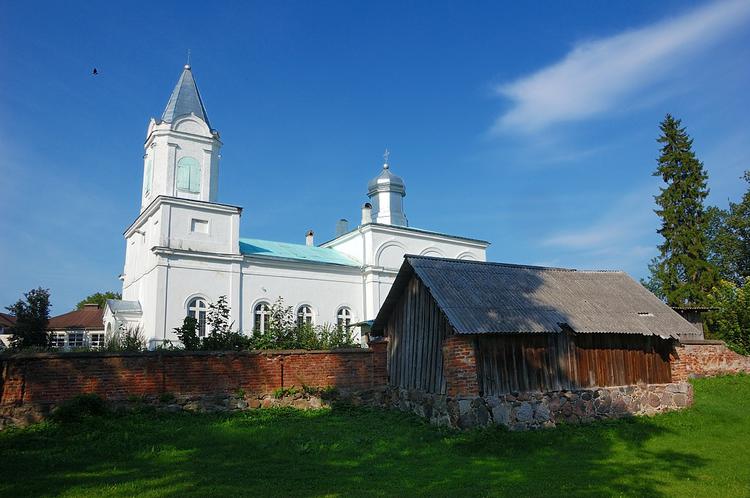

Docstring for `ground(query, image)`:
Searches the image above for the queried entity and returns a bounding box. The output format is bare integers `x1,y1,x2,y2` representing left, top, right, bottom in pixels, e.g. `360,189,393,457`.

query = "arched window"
253,302,271,333
296,305,313,328
337,307,352,328
176,157,201,194
187,297,208,337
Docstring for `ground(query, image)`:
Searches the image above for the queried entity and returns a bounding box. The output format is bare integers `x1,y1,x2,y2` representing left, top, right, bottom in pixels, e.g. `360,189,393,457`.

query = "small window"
254,302,271,333
188,297,209,337
176,157,201,194
638,312,654,317
191,218,209,234
90,333,105,349
68,331,85,349
297,305,313,328
144,158,153,195
337,307,352,328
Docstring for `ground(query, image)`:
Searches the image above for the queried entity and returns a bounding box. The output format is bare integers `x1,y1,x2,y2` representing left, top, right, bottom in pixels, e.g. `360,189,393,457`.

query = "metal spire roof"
161,64,211,129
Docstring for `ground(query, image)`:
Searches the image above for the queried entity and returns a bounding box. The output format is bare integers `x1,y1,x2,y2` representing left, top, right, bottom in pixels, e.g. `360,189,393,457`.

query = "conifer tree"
646,114,717,305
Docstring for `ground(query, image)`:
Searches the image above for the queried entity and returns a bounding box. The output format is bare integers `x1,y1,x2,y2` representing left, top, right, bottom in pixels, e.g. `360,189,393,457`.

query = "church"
104,64,490,348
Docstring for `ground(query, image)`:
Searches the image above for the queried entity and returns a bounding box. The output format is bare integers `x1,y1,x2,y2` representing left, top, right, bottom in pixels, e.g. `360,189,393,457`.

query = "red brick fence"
672,340,750,381
1,344,387,408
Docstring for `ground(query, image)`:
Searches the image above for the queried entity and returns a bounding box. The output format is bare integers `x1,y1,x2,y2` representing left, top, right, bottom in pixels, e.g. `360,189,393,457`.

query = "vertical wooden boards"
384,275,449,394
476,333,674,396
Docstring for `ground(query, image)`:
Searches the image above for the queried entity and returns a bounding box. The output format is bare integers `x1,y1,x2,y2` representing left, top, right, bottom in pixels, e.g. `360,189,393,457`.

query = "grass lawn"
0,376,748,497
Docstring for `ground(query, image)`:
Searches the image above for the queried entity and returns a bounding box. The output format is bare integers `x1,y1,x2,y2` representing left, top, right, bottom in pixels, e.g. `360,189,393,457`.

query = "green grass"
1,376,749,497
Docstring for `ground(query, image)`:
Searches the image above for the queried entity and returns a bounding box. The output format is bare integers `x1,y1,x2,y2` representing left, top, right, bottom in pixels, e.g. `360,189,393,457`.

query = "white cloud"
543,186,656,249
540,185,659,273
493,0,750,133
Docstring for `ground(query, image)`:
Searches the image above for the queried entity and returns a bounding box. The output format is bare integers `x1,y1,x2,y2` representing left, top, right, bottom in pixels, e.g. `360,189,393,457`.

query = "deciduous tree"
6,287,51,349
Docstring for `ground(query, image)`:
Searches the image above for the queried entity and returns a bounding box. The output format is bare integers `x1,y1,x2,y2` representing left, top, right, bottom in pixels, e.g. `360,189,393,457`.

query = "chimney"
335,219,349,237
361,203,372,225
305,230,314,246
83,303,100,309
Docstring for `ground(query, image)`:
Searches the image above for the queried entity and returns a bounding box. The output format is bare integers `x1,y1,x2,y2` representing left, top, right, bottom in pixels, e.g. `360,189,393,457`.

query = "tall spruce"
648,114,716,305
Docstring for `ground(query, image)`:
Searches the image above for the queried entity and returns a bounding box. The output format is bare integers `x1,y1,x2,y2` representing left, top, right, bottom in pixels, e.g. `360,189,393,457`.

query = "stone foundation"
379,382,693,430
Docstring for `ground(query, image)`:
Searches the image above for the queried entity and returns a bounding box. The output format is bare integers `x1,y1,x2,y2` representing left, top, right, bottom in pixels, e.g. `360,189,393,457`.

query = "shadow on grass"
0,400,711,498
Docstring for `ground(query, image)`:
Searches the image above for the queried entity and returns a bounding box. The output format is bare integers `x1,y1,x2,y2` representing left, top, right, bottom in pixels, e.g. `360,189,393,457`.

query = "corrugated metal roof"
373,256,697,339
239,238,361,267
161,65,211,128
106,300,142,314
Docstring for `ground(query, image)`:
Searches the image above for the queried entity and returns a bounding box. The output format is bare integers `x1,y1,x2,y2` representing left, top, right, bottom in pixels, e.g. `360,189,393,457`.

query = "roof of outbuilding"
372,256,696,339
48,305,104,331
161,65,211,128
0,313,16,328
239,238,361,267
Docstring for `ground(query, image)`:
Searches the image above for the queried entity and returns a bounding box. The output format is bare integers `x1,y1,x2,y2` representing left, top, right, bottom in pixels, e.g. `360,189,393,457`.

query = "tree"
706,279,750,355
201,296,249,351
707,171,750,286
6,287,51,349
174,316,200,351
645,114,717,305
76,291,121,310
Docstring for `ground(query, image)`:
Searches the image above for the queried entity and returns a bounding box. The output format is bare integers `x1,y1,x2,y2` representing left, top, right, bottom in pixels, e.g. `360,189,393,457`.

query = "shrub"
102,325,146,352
273,386,300,399
50,394,108,423
201,296,252,351
706,279,750,355
174,316,200,351
247,297,359,350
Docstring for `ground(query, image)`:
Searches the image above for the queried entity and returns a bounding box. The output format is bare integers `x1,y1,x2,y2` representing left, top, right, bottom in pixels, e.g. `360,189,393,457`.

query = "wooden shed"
371,256,699,397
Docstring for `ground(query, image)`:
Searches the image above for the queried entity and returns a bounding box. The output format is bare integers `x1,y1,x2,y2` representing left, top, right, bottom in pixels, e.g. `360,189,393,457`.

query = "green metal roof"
239,238,361,267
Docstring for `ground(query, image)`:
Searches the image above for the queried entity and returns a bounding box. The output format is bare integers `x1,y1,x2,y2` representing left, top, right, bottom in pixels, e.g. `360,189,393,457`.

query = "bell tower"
141,64,222,210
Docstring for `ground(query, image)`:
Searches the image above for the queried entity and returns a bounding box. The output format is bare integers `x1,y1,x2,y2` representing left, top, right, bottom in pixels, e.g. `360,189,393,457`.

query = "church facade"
104,65,489,348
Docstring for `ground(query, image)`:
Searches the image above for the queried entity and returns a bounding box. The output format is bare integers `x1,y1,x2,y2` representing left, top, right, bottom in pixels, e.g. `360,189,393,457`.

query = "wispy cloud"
493,0,750,133
540,185,660,273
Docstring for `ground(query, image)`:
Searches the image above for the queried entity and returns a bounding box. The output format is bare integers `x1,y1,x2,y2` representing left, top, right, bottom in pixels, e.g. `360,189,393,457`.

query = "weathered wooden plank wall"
385,277,450,394
384,275,674,396
476,333,672,396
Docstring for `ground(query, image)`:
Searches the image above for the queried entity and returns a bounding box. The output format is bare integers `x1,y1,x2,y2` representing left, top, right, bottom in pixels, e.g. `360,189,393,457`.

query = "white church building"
104,64,489,348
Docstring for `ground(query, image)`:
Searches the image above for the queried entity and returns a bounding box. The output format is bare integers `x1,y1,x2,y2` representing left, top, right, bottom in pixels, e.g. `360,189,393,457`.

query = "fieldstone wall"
379,382,693,430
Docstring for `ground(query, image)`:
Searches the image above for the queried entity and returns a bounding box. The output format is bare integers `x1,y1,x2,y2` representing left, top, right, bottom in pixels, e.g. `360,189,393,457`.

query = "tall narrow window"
144,158,153,195
297,305,314,328
336,307,352,328
253,302,271,333
176,157,201,194
187,297,208,337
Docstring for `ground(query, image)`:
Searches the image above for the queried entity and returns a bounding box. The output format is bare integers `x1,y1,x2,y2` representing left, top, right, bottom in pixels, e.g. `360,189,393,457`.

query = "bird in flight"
92,68,99,75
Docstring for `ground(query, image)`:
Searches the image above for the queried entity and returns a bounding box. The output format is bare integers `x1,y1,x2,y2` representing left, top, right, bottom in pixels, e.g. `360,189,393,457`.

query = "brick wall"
442,335,480,397
671,340,750,381
0,348,387,407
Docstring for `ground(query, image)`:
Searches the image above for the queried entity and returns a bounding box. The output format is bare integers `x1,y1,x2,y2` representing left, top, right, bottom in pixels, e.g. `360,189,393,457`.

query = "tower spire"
161,63,210,128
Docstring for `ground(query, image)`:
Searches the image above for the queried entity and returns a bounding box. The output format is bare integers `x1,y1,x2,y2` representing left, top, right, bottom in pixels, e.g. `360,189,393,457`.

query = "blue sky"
1,1,749,314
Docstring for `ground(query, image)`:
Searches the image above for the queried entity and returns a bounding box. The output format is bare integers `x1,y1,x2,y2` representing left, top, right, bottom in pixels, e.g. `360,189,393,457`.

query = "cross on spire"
383,148,390,169
186,49,191,69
